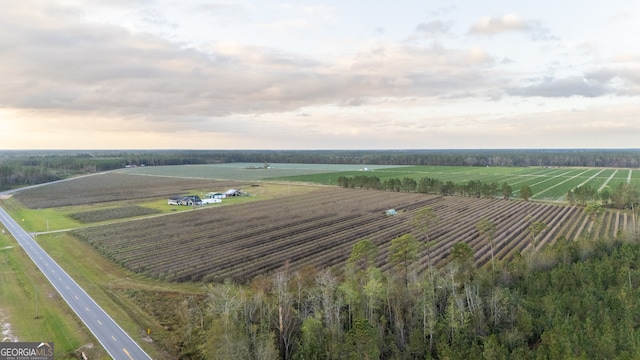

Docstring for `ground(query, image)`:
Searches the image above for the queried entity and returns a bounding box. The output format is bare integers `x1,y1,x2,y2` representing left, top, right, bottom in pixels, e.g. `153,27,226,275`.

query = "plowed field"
13,172,246,208
71,186,632,283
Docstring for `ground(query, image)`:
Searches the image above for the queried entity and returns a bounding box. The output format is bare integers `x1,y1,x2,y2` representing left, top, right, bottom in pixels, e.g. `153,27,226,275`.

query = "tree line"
338,174,640,210
0,151,224,190
337,175,535,201
2,149,640,190
568,182,640,209
165,219,640,359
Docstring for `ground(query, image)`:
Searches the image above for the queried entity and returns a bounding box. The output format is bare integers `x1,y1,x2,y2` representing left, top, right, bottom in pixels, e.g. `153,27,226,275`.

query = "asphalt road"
0,192,152,360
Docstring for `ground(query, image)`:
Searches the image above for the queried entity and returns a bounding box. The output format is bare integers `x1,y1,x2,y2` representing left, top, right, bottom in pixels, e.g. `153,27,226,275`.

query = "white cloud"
507,76,611,98
469,14,529,35
257,18,314,32
415,20,452,37
1,0,639,149
611,53,640,63
466,46,492,65
0,0,505,126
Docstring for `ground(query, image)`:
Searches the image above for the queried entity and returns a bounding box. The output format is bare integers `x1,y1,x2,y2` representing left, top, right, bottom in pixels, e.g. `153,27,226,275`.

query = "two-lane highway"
0,203,152,360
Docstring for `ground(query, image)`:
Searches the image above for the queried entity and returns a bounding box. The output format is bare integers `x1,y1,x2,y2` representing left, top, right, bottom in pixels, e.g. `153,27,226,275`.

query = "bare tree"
476,218,497,271
273,268,297,360
526,216,547,251
411,207,438,268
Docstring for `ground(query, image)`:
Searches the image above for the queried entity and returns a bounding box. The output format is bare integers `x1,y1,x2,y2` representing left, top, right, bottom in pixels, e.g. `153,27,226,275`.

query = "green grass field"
117,163,640,201
275,166,636,201
118,164,639,202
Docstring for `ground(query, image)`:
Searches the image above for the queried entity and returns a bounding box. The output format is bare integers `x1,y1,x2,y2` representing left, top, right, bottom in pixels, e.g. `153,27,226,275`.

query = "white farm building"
201,198,222,204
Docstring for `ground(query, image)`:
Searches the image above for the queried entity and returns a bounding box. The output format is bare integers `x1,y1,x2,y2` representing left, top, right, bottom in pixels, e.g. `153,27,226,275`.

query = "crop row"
13,173,244,208
68,206,161,223
71,185,634,283
73,189,439,280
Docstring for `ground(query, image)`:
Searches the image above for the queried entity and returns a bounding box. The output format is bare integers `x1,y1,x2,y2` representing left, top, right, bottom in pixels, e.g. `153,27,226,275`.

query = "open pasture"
72,186,632,283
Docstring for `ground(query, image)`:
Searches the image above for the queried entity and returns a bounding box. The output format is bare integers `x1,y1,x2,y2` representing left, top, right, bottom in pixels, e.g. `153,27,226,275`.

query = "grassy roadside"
0,219,204,359
0,198,201,359
35,231,205,359
0,197,82,232
0,230,103,359
0,182,318,358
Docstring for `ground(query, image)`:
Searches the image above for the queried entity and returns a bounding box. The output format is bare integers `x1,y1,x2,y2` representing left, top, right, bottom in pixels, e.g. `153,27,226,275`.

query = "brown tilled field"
13,172,247,208
70,185,631,283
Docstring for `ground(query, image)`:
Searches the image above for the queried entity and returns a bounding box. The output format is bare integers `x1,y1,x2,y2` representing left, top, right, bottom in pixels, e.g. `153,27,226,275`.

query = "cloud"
611,53,640,63
586,67,640,95
469,14,555,41
0,0,506,134
490,104,640,141
506,76,611,98
338,98,368,107
466,46,492,64
261,3,337,31
404,20,452,43
430,5,456,17
258,18,314,32
469,14,529,35
138,8,178,28
13,0,638,150
415,20,452,37
194,1,254,22
0,3,332,119
196,1,250,14
507,65,640,98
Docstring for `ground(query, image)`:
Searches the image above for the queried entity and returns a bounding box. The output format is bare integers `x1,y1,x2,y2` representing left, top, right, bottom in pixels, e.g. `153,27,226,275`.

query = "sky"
1,0,639,150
